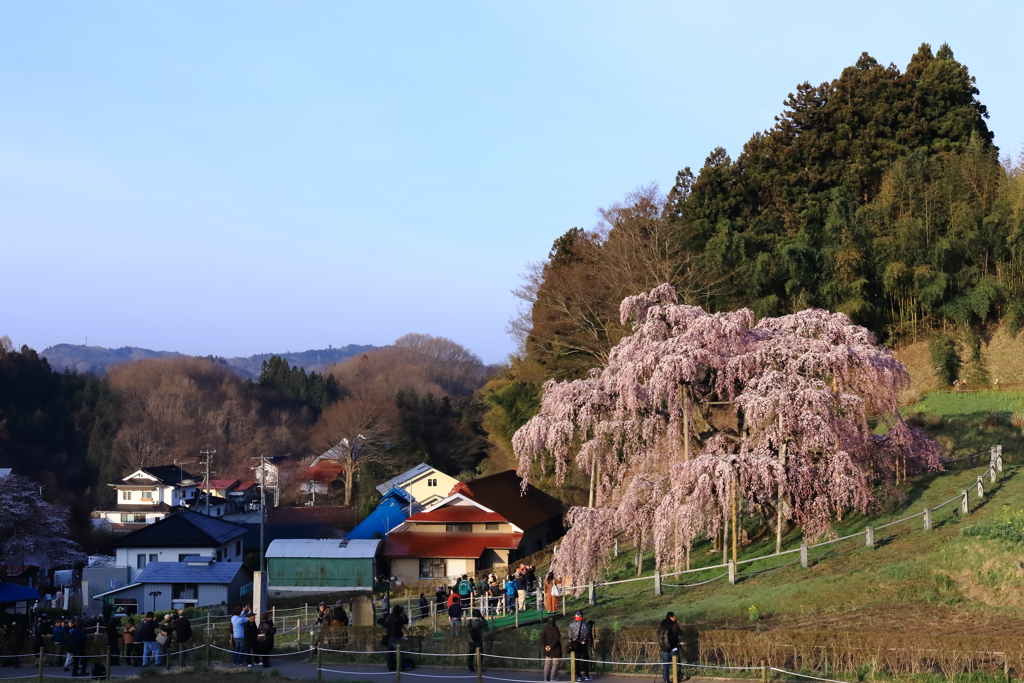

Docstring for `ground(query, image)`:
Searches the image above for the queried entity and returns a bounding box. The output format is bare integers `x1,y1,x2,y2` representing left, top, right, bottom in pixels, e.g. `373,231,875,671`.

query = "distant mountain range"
40,343,379,378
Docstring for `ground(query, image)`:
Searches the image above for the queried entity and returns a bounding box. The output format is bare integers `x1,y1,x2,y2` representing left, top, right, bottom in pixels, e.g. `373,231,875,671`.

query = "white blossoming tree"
513,284,941,584
0,474,85,571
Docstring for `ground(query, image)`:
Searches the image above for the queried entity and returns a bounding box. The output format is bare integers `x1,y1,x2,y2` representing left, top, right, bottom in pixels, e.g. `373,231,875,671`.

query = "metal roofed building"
373,463,460,508
347,488,423,540
266,539,380,596
92,556,251,614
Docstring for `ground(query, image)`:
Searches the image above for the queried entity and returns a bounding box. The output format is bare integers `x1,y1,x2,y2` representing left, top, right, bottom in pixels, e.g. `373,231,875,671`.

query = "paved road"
16,652,674,683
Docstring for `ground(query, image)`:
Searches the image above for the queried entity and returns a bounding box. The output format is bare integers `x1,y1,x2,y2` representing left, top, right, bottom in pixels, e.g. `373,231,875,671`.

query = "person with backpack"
104,614,120,666
540,616,562,682
466,609,488,673
456,575,472,604
658,611,682,683
255,613,276,668
567,610,592,681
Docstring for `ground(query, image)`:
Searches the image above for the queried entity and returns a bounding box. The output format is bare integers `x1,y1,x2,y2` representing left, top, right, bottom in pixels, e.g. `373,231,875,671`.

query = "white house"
111,510,248,582
93,556,252,614
93,466,199,528
374,463,460,508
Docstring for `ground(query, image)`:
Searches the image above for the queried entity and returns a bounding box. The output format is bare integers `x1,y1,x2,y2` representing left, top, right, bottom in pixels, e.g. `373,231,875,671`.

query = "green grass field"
556,393,1024,637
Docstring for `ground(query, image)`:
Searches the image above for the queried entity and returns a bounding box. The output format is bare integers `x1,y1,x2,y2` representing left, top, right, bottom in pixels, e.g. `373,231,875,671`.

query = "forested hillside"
0,333,493,550
483,43,1024,493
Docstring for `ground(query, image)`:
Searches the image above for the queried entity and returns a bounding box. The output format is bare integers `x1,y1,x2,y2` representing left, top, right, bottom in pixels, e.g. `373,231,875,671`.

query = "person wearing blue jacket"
66,620,87,677
504,575,516,613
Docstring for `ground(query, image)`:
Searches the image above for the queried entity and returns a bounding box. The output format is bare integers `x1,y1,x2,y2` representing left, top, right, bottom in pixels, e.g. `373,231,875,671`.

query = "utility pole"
199,450,216,515
252,455,269,572
308,480,317,506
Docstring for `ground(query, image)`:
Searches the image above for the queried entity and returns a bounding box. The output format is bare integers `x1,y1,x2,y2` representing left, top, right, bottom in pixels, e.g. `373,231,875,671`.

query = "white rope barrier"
319,667,395,676
664,572,729,588
772,666,852,683
809,529,868,548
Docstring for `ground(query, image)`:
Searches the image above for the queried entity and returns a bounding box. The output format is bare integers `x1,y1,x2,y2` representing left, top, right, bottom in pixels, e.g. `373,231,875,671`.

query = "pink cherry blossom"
513,285,941,583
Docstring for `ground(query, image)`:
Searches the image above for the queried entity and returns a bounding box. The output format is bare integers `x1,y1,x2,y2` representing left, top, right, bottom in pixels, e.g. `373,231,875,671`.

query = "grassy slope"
565,394,1024,635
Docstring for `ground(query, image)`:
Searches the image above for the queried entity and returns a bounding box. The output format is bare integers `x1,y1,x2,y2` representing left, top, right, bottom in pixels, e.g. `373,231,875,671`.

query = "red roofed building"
382,470,563,583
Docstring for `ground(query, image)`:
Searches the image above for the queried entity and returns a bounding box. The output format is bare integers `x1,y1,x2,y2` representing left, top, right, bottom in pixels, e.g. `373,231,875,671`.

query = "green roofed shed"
266,539,379,594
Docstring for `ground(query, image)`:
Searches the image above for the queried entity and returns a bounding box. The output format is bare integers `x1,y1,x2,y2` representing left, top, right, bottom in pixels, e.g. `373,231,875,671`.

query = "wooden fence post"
990,466,997,484
570,651,576,682
655,570,662,596
537,585,544,614
106,647,111,681
206,642,211,667
296,619,301,649
673,652,679,683
800,544,808,569
968,453,975,468
38,647,44,683
924,508,932,531
977,476,985,498
865,527,874,548
476,647,482,683
588,580,596,605
961,490,969,514
728,561,736,585
395,643,401,683
317,640,322,680
614,540,618,557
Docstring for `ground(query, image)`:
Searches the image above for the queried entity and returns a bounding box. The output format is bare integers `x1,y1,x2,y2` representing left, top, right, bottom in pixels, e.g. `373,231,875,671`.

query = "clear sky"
2,0,1021,364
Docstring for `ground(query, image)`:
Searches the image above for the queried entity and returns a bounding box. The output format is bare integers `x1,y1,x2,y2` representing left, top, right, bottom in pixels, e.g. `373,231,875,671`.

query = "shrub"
961,506,1024,543
1011,412,1024,429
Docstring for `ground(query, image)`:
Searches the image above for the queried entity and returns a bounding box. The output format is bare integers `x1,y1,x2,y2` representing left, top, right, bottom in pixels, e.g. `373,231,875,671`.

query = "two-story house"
374,463,461,508
111,510,248,582
93,466,199,529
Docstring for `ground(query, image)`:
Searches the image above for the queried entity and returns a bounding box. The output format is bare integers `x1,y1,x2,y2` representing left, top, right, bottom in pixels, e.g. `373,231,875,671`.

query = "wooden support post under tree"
732,474,739,565
655,570,662,596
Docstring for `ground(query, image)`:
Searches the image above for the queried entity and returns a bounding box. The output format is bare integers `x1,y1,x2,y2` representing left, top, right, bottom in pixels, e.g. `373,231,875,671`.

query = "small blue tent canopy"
347,488,423,539
0,578,40,604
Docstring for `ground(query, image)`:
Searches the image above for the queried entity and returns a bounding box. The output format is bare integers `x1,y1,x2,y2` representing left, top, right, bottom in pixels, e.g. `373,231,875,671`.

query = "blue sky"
2,0,1021,364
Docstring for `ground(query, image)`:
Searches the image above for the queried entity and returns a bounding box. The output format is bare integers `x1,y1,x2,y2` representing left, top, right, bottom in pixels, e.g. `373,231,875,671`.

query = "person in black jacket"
175,610,195,667
466,609,487,673
66,620,87,677
540,617,562,682
384,605,408,672
255,614,276,668
658,611,682,683
104,614,120,666
243,613,259,667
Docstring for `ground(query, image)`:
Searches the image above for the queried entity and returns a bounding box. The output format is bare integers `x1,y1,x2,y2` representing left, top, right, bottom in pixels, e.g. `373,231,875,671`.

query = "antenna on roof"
199,450,216,515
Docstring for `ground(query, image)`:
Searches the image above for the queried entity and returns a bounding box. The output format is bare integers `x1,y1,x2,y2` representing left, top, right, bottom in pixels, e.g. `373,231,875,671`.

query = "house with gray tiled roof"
92,466,200,529
111,510,248,582
92,556,251,614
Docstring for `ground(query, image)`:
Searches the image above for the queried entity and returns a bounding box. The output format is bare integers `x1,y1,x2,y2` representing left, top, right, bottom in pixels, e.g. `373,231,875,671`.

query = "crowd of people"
422,564,544,619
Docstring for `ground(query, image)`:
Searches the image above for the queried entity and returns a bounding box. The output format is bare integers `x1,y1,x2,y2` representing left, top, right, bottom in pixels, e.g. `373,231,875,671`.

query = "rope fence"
553,444,1005,606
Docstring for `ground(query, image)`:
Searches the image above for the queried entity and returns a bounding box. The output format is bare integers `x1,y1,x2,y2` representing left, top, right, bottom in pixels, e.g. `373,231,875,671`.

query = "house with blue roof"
347,488,423,540
92,556,251,614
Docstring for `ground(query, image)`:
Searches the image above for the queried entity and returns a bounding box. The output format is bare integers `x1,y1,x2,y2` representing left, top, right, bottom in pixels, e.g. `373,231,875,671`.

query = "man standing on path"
137,612,161,668
658,612,682,683
230,607,250,666
175,610,195,668
567,610,592,682
104,613,120,666
515,572,528,611
540,616,562,682
51,619,67,670
466,608,487,673
66,619,87,677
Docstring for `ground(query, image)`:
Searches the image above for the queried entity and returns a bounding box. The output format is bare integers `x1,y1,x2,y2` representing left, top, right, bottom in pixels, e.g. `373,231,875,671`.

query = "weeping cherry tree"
513,284,941,584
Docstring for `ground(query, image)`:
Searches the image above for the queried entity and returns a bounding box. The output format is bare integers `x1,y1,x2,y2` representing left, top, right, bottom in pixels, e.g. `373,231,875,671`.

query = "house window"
121,514,134,523
446,524,472,533
122,491,132,501
134,514,146,524
235,540,241,556
485,522,500,531
137,554,148,569
419,558,446,579
172,583,198,601
149,554,158,563
427,478,437,487
140,491,153,500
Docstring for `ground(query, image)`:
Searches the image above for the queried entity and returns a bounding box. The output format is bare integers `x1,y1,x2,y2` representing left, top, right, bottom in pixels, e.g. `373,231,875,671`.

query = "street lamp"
149,591,162,612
